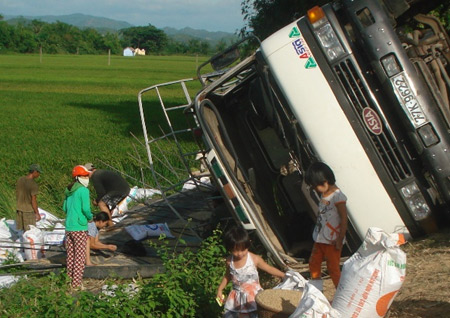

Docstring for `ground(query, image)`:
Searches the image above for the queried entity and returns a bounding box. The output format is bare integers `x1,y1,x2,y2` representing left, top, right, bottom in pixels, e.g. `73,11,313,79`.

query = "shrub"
0,229,227,318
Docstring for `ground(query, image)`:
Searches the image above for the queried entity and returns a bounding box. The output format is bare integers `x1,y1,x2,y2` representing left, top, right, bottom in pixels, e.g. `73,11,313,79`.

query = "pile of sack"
0,208,65,264
0,186,162,265
269,227,407,318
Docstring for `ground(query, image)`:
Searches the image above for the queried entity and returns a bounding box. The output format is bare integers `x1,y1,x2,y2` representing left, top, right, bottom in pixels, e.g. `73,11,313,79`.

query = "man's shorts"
101,193,128,210
16,210,36,231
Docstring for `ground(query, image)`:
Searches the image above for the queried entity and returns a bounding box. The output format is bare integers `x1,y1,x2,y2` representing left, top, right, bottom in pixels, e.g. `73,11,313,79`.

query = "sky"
0,0,246,33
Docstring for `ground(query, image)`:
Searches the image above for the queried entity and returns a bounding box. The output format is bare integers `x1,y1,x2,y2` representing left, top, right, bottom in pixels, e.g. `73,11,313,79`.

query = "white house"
135,48,146,56
123,47,134,57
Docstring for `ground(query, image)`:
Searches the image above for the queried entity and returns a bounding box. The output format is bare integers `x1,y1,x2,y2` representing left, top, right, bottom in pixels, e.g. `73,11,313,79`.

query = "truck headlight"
400,182,431,221
418,124,439,147
315,22,345,61
308,6,345,62
381,54,402,77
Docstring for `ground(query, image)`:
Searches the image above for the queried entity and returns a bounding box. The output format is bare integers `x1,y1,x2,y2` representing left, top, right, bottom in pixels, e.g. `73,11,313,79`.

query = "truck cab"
192,0,450,267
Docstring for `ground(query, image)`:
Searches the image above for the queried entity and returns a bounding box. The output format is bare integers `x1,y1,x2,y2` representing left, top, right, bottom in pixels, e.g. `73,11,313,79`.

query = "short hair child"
223,225,251,252
305,161,336,188
304,161,348,292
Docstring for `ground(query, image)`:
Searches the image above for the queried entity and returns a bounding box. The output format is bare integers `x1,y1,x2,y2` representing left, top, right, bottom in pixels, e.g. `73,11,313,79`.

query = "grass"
0,53,210,220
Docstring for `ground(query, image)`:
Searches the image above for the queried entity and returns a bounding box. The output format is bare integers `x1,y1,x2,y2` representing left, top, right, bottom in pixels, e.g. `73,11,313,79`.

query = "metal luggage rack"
137,79,214,239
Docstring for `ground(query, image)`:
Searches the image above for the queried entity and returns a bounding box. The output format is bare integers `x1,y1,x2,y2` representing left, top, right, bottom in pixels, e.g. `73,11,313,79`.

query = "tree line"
0,15,229,55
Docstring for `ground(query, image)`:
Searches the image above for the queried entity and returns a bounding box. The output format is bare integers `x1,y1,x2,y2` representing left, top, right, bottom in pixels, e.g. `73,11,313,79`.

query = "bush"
0,229,227,318
136,228,227,317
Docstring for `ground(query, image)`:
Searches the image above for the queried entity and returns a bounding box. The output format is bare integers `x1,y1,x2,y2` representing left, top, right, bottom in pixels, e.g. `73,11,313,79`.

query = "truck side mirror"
210,47,240,71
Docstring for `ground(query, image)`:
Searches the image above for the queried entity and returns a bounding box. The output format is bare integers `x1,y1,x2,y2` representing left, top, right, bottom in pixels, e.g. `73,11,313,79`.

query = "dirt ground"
319,228,450,317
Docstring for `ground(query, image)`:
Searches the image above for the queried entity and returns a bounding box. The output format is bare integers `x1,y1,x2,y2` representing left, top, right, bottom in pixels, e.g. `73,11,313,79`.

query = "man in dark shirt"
84,163,130,227
16,164,42,231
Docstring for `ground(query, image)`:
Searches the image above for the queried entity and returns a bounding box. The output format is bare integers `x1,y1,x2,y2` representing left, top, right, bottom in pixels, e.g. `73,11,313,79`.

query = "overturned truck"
140,0,450,268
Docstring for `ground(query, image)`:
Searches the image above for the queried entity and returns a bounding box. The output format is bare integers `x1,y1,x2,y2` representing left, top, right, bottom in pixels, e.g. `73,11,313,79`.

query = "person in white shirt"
305,162,348,292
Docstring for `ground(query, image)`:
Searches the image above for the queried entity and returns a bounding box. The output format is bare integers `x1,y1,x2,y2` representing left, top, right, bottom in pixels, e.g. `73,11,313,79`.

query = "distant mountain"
4,13,133,32
3,13,237,46
163,27,237,47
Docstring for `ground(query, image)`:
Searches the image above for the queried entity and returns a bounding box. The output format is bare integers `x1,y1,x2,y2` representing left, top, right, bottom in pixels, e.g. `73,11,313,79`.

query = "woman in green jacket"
63,165,93,288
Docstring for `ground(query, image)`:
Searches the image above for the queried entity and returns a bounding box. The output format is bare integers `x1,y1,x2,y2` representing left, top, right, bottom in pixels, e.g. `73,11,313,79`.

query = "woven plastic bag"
273,270,307,291
289,282,340,318
332,227,406,318
22,225,45,260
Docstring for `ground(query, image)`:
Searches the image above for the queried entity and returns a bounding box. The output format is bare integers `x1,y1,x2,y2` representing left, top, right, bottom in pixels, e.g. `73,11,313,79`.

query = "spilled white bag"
289,282,340,318
125,223,174,241
274,270,307,291
43,222,66,246
332,227,406,318
111,186,161,217
22,225,45,260
36,208,62,229
0,219,24,264
0,275,20,289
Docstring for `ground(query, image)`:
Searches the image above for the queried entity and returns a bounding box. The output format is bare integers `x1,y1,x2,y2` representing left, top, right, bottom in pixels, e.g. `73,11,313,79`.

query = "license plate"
392,74,427,128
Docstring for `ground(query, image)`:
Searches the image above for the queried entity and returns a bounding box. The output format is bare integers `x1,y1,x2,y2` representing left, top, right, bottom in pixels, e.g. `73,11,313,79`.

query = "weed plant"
0,229,228,318
0,54,209,220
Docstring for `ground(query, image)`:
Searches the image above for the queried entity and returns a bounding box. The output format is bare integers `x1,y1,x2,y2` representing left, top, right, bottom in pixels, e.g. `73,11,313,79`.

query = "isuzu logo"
362,107,383,135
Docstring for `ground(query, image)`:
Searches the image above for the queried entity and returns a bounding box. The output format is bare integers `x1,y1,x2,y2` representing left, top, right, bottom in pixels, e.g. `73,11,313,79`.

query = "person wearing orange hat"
16,164,42,231
63,165,93,289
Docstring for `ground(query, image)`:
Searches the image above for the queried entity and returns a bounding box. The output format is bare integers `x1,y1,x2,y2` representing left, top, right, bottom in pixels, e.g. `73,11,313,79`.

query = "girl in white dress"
216,226,286,317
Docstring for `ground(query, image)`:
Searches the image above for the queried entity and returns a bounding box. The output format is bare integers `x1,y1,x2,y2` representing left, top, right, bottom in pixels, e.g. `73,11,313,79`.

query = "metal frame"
137,79,212,239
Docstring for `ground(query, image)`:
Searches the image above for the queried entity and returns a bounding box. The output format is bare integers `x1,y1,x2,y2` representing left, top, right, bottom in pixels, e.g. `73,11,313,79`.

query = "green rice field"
0,54,209,220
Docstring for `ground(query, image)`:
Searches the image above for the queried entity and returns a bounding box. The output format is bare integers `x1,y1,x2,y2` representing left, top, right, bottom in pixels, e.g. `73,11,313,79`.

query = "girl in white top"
305,162,348,290
216,226,285,317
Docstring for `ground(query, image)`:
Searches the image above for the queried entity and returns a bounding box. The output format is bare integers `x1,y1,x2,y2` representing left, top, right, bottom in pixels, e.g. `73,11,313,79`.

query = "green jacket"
63,182,93,232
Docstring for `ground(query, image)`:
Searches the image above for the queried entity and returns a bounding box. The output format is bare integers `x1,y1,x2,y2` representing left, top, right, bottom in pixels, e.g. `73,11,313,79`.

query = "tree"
0,19,14,51
102,32,122,54
121,25,168,54
164,38,189,54
240,0,328,40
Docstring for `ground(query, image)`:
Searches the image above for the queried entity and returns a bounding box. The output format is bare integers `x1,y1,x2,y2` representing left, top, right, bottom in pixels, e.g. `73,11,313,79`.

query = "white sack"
36,208,63,229
125,223,174,241
22,225,45,260
0,275,20,289
43,222,65,246
111,186,161,217
125,224,148,240
145,223,174,238
332,227,406,318
0,218,15,241
181,176,212,192
274,270,307,291
2,219,21,238
0,219,24,264
0,238,24,264
289,282,340,318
